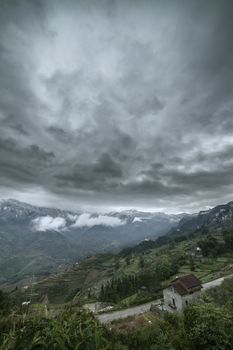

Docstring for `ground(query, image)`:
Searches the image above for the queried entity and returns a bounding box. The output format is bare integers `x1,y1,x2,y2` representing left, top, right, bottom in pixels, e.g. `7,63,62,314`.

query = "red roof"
170,274,202,296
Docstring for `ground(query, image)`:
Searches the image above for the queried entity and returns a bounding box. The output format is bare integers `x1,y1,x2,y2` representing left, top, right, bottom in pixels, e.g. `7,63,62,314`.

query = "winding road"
97,274,233,323
97,301,157,323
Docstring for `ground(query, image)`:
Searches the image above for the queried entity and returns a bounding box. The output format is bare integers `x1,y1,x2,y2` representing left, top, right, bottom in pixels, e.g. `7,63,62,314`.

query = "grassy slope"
29,254,116,304
22,232,233,307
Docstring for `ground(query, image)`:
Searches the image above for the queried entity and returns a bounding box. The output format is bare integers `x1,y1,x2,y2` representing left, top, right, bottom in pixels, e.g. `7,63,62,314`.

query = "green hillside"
1,252,233,350
20,228,233,307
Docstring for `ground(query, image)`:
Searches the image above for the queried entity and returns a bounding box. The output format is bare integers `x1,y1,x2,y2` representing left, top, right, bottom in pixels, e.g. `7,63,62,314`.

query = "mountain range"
171,201,233,236
0,199,182,284
1,198,233,285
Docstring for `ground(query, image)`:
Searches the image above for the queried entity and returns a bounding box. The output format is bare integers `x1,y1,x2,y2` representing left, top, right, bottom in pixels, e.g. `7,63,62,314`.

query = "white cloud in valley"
71,213,125,228
32,216,67,232
32,213,125,231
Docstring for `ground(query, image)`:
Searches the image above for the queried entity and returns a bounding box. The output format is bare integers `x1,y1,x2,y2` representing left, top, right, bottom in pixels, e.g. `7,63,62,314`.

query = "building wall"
163,287,201,312
181,290,201,309
163,287,183,311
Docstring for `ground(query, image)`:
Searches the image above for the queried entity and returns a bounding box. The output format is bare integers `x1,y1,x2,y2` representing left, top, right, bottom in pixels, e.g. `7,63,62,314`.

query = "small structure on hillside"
163,274,202,312
187,246,203,260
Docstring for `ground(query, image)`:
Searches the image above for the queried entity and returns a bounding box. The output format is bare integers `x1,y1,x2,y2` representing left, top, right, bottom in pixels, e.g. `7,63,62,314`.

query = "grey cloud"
93,153,122,178
127,95,164,118
48,126,72,143
1,115,29,136
55,152,122,191
0,138,54,162
162,166,233,194
0,0,233,212
0,137,55,187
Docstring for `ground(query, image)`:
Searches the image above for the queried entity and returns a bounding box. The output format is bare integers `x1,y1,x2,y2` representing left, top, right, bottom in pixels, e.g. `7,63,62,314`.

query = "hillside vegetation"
18,227,233,308
0,200,182,284
1,277,233,349
1,202,233,349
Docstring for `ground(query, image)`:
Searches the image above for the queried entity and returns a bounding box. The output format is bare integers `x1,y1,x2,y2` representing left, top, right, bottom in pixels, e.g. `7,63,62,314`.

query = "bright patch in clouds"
32,216,67,232
132,217,143,223
67,214,78,221
72,213,124,228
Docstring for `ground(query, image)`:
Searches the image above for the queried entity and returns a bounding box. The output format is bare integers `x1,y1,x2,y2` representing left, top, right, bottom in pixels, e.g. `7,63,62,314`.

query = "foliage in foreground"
1,263,233,350
0,310,125,350
184,302,233,350
1,292,233,350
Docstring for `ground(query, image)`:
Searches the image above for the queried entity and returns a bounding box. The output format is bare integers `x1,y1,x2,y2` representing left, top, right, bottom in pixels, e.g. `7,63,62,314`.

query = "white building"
163,274,202,312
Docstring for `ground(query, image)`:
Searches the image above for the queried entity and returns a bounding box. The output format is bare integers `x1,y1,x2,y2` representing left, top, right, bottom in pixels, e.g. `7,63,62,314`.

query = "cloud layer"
32,213,125,231
0,0,233,213
32,216,66,232
71,213,124,228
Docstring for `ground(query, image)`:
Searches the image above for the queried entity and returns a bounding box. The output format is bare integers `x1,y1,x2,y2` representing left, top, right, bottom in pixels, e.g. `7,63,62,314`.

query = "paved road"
97,301,159,323
97,274,233,324
202,273,233,290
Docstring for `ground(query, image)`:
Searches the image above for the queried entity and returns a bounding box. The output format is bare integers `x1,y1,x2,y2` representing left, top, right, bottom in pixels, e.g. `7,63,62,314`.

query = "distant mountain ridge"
0,198,79,220
0,199,183,284
2,198,233,285
172,201,233,236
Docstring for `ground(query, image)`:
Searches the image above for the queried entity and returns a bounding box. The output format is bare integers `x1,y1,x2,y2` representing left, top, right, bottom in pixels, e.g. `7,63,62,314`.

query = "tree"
0,290,11,316
139,256,144,268
115,321,175,350
189,256,195,271
169,241,175,250
154,256,178,281
125,257,131,266
223,230,233,251
197,235,222,257
115,261,120,270
184,303,233,350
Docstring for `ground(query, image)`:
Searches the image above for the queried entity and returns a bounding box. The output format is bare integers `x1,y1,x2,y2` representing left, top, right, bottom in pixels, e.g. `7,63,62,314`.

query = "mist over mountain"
0,199,183,284
0,199,233,284
2,198,233,285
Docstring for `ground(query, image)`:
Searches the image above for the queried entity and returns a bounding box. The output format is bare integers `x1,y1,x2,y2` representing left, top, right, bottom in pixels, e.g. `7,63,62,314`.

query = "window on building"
185,300,188,305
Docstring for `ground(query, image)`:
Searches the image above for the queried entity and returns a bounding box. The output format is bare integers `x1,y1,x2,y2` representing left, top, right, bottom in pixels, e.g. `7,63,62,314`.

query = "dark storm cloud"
1,115,29,136
0,0,233,212
48,126,71,143
56,152,122,191
0,137,54,187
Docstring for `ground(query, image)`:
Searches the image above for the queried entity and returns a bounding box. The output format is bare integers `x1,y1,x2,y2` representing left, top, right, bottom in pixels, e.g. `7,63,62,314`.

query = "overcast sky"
0,0,233,213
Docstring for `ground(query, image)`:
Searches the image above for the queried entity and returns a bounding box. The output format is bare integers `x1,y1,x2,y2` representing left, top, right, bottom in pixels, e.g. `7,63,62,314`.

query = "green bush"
0,310,125,350
184,303,233,350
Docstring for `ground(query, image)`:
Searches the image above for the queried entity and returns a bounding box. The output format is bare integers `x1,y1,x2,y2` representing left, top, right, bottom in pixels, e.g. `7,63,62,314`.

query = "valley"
0,199,182,285
1,199,233,350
